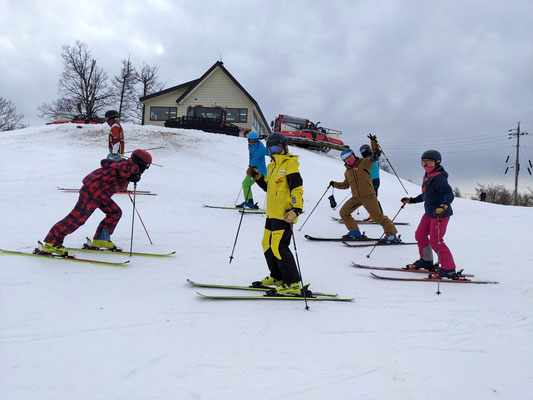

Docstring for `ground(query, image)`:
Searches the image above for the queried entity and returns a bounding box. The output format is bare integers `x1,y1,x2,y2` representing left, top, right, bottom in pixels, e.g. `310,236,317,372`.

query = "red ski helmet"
131,149,152,172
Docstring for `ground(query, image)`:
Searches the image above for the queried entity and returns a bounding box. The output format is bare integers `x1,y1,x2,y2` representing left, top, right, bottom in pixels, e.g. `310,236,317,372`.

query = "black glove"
401,197,414,204
328,195,337,209
367,133,377,141
128,173,141,183
329,181,335,187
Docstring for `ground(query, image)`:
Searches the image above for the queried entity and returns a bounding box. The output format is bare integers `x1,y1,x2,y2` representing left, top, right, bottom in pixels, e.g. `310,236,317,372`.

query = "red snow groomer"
270,114,348,153
48,113,105,125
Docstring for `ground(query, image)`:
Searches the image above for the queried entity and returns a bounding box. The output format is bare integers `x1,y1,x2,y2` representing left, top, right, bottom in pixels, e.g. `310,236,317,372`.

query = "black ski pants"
262,218,300,284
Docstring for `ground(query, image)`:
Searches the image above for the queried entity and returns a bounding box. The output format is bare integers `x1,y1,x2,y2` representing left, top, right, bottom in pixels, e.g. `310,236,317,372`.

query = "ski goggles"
421,159,436,167
248,139,259,144
268,144,284,155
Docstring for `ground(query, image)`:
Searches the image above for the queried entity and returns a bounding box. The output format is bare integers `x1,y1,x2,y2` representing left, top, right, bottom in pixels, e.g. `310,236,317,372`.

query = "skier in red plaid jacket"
42,150,152,255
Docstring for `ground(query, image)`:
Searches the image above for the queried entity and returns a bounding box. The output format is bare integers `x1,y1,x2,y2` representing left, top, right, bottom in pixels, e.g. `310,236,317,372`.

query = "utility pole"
509,122,529,205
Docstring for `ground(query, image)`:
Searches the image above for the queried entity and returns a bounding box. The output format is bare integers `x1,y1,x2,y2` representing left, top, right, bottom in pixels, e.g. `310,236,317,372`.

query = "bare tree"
0,97,25,131
453,186,462,198
38,41,113,120
112,55,137,121
133,63,165,123
473,184,513,205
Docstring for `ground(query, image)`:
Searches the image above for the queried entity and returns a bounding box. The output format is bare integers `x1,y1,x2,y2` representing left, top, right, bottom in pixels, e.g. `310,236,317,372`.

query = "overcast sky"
1,0,532,195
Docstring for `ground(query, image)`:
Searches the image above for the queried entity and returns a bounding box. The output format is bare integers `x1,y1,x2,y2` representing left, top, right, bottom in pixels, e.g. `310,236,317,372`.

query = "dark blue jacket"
412,166,454,218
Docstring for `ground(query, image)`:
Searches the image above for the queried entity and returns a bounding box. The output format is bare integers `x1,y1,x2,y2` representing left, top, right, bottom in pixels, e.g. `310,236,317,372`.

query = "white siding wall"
141,66,270,134
180,68,253,131
142,87,188,126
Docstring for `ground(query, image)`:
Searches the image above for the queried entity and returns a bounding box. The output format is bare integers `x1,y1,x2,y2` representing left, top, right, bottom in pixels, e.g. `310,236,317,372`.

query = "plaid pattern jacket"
82,159,139,196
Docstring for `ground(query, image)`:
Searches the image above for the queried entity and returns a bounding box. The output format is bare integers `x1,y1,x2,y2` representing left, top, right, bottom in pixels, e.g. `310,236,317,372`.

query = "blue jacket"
248,141,269,176
370,161,379,180
412,166,454,218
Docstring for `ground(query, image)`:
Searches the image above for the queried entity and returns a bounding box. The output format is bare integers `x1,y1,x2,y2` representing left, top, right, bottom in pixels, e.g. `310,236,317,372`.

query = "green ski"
203,204,265,213
0,248,129,267
186,279,338,297
196,292,354,301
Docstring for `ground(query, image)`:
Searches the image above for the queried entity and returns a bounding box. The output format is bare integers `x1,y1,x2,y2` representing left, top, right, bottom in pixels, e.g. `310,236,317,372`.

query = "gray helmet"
105,110,119,120
421,150,442,163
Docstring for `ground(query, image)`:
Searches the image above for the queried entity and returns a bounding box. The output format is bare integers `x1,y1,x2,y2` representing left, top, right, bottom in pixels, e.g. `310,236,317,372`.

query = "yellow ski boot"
91,239,117,250
275,282,304,296
42,242,68,256
252,275,283,288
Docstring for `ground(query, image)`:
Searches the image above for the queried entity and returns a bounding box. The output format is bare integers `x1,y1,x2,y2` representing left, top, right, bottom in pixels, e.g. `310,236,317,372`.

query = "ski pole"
124,146,164,153
234,186,243,206
129,183,137,257
297,185,331,231
365,202,406,258
334,193,351,211
228,180,254,263
127,192,153,244
375,140,409,195
290,224,309,310
436,217,442,295
123,155,164,168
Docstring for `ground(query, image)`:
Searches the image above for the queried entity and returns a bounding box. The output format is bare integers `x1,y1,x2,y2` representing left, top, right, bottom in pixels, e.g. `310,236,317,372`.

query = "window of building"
150,107,177,121
226,108,248,123
253,111,266,136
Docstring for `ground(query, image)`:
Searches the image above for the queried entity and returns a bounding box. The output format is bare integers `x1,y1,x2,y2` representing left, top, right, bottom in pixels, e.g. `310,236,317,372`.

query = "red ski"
369,272,498,284
352,262,474,277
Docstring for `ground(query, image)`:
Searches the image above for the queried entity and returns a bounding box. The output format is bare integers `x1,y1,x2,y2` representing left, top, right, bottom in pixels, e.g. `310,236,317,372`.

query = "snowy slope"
1,123,532,400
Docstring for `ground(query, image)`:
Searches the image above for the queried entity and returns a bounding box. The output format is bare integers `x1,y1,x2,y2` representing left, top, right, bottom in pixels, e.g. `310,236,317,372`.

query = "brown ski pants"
339,194,397,235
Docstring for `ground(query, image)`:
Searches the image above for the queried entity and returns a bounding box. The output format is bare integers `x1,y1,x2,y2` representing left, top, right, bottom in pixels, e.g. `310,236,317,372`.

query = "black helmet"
266,133,288,147
421,150,442,164
105,110,119,120
359,144,371,158
266,133,288,154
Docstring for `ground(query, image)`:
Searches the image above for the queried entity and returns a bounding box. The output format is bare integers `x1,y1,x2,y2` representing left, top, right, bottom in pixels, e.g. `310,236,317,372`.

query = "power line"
380,129,509,145
387,145,513,155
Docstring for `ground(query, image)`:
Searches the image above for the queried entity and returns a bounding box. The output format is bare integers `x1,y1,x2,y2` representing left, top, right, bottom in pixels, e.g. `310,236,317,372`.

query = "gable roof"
139,78,200,102
140,61,271,131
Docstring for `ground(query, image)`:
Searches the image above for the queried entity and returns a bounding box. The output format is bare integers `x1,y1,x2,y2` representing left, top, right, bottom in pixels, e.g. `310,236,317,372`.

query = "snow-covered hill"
1,123,532,400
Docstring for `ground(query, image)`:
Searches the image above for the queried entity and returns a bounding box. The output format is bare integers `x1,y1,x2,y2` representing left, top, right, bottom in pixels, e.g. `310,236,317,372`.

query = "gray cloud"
1,0,532,194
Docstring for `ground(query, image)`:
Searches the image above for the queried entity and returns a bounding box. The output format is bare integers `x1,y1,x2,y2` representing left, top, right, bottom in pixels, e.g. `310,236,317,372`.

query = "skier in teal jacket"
238,132,269,209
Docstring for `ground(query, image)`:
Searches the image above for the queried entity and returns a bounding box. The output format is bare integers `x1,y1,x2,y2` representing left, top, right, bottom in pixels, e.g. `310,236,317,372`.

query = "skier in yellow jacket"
331,134,398,242
248,133,305,295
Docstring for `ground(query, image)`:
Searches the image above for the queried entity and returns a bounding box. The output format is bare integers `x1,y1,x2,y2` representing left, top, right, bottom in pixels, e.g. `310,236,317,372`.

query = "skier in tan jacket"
330,134,398,242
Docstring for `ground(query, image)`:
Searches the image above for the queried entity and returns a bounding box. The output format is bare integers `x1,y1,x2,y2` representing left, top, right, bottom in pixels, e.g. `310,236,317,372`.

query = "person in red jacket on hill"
105,110,124,161
40,150,152,256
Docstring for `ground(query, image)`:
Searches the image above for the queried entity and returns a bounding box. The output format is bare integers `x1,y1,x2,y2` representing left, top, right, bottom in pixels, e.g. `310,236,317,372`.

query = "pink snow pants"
415,214,456,270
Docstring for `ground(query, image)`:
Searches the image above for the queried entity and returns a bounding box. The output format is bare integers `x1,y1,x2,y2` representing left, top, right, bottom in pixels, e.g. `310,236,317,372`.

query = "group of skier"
240,130,458,295
38,112,458,294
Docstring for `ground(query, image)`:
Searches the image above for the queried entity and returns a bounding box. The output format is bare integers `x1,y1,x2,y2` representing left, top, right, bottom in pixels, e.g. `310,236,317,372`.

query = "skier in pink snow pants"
401,150,459,279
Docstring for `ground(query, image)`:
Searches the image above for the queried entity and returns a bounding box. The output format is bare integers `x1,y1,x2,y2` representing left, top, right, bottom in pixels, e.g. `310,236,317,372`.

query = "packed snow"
1,123,532,400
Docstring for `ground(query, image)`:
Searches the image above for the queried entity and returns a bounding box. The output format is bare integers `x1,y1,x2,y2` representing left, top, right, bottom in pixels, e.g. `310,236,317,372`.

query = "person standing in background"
105,110,124,161
238,131,269,209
